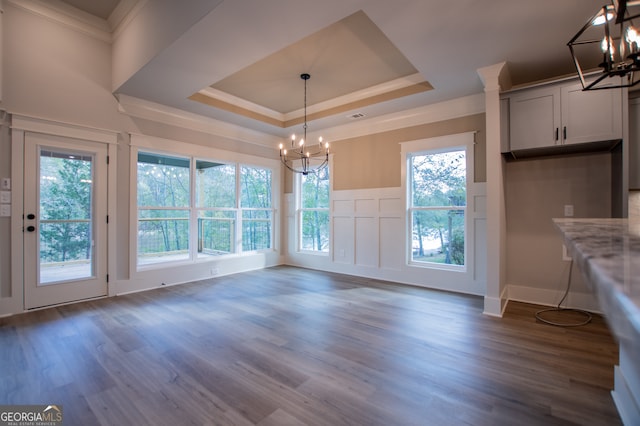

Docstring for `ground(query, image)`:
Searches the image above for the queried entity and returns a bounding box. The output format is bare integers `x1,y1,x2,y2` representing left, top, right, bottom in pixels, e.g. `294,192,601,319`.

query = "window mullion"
236,164,242,253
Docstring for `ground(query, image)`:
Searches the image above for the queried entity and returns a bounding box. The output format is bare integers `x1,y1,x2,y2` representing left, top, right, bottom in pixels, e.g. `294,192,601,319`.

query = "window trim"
129,134,280,275
401,132,475,272
239,163,275,253
136,150,192,269
295,169,331,255
195,159,237,258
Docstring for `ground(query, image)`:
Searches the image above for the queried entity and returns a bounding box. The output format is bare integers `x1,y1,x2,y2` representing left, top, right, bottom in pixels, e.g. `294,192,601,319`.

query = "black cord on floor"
535,258,592,327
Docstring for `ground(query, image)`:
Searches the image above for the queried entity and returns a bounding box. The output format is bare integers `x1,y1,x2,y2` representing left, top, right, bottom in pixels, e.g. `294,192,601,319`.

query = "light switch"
1,178,10,190
0,191,10,204
0,204,10,217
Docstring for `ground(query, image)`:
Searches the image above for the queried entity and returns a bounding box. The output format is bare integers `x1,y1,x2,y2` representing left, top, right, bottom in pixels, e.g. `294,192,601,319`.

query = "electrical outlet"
562,244,572,261
564,204,574,217
0,204,10,217
0,191,9,204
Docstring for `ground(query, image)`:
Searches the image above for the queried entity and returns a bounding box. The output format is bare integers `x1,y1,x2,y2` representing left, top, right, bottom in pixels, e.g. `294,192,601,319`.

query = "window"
241,165,273,251
409,147,466,267
196,160,236,257
298,168,330,252
137,152,190,265
136,150,274,268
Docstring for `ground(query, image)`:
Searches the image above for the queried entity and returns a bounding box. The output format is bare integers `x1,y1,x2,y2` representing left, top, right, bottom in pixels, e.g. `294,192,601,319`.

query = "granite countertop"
553,218,640,350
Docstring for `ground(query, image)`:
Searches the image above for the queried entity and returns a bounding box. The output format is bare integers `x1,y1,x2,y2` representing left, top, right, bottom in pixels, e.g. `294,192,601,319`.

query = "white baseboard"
507,283,601,313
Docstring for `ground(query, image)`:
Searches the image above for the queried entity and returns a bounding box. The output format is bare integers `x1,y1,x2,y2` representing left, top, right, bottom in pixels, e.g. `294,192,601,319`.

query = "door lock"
26,226,35,232
27,213,35,220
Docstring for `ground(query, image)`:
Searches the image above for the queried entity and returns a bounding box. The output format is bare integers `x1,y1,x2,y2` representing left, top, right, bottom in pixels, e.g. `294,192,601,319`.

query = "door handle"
555,128,559,141
563,126,567,140
26,226,35,232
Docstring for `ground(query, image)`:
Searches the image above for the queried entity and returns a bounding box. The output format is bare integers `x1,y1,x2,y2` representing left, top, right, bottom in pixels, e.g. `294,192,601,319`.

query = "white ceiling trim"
283,73,427,120
118,92,485,150
8,0,112,42
10,113,120,144
196,73,428,122
117,94,283,148
197,86,285,121
110,0,147,41
317,93,486,143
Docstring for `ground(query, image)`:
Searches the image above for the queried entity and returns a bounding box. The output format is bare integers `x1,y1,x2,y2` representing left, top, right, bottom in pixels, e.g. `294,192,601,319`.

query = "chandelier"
568,0,640,90
279,73,330,175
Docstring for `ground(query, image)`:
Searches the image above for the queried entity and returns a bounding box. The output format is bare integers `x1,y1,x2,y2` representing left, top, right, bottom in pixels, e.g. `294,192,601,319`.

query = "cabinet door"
509,86,560,151
561,83,622,145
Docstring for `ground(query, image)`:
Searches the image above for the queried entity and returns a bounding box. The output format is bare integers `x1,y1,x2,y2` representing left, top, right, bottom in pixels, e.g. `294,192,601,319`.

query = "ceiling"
59,0,607,139
60,0,121,20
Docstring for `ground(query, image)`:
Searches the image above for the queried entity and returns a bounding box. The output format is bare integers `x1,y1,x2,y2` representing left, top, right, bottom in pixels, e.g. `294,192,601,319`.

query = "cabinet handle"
563,126,567,140
555,128,559,141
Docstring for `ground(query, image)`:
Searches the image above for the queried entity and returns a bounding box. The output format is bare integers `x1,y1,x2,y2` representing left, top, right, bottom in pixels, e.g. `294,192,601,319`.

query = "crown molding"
316,93,486,142
117,94,283,149
477,62,511,92
10,113,119,144
110,0,147,41
284,73,430,120
118,92,485,150
194,73,430,123
197,87,284,122
7,0,145,43
7,0,112,42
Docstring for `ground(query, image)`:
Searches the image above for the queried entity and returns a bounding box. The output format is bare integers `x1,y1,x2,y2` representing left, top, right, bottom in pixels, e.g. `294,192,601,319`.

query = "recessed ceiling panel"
205,10,424,114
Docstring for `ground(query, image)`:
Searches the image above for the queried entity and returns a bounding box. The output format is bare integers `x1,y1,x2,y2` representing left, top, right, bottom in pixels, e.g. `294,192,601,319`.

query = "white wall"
285,170,488,296
3,2,121,129
0,113,10,299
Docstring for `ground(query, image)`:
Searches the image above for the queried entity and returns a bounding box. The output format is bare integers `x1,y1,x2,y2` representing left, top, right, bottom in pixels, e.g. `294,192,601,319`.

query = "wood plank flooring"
0,266,621,425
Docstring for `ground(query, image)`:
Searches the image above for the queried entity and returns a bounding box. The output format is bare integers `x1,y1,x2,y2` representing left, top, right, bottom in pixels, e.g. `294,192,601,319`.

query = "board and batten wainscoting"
285,185,487,296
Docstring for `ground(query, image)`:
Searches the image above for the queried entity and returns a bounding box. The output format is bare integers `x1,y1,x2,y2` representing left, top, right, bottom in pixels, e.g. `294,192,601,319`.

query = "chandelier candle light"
568,0,640,90
279,73,330,175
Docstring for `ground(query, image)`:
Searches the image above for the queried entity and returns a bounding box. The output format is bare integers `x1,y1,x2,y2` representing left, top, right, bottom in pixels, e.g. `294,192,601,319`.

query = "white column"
477,63,510,317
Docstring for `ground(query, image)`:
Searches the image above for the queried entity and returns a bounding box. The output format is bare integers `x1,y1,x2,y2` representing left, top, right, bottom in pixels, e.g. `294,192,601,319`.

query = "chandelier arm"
280,156,328,175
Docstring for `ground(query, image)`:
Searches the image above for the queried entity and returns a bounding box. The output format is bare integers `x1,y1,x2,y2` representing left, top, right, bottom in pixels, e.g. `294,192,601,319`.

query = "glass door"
23,133,108,309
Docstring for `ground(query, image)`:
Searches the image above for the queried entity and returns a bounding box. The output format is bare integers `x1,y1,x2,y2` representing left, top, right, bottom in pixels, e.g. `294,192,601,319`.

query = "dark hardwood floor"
0,266,621,425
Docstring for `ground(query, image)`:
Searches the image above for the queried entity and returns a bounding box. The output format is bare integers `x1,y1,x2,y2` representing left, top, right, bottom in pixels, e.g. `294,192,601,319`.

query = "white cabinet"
561,83,623,145
508,81,622,152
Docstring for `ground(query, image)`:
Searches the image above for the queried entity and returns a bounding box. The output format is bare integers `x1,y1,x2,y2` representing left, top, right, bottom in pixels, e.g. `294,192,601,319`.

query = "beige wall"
333,113,486,191
283,113,486,193
505,153,612,297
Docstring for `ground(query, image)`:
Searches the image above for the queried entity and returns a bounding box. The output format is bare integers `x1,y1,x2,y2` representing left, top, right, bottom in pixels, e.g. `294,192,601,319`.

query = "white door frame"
24,133,108,309
7,115,118,314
